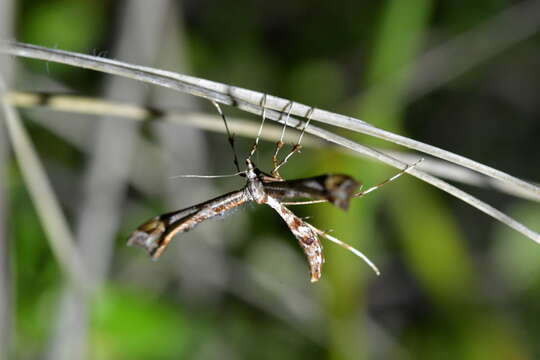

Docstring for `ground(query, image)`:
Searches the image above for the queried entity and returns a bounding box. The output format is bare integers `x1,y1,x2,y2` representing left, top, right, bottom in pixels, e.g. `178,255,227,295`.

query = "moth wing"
265,196,324,282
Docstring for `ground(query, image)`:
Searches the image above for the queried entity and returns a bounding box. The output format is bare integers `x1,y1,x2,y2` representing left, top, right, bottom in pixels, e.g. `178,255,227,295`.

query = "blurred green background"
2,0,540,359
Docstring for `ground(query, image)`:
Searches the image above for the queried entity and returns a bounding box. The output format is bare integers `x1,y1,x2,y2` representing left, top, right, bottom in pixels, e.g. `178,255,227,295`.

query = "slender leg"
247,94,268,161
352,158,423,199
272,107,315,177
271,101,295,179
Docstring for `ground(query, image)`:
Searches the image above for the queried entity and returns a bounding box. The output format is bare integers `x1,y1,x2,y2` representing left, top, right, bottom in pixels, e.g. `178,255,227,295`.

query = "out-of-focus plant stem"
0,0,13,356
321,1,432,359
340,0,529,358
47,2,173,360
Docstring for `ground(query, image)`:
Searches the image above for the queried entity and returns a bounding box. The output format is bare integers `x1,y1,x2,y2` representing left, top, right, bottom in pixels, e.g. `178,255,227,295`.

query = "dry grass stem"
9,91,540,201
0,78,93,293
1,42,538,244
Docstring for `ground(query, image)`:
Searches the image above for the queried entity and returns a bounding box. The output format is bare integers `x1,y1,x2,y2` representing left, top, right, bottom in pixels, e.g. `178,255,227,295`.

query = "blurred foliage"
90,288,188,359
4,0,540,359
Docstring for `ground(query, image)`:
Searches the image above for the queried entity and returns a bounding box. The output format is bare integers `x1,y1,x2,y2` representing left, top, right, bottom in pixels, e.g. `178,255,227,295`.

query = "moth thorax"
246,175,267,203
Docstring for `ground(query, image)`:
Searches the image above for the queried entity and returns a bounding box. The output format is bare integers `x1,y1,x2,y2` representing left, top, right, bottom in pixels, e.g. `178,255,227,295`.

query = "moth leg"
271,107,314,178
271,101,295,180
306,223,380,276
352,158,423,199
247,94,268,161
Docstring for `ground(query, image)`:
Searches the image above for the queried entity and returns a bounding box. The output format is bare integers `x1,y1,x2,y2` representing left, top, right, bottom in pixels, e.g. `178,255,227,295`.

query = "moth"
128,98,419,282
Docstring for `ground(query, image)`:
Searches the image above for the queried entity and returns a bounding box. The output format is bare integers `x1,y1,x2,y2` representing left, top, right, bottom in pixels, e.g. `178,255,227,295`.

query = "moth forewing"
127,190,250,258
265,196,324,282
263,174,361,210
127,216,167,255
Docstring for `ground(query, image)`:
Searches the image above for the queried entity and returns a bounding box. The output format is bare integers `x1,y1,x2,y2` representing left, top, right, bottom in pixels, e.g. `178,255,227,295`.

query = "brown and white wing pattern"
263,174,360,210
265,196,324,282
128,190,250,259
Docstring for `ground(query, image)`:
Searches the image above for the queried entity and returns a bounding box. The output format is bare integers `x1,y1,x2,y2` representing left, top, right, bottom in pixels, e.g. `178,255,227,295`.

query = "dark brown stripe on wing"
127,190,250,258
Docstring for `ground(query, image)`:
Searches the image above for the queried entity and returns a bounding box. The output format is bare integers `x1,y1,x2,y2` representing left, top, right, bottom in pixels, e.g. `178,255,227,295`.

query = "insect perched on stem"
127,96,421,282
